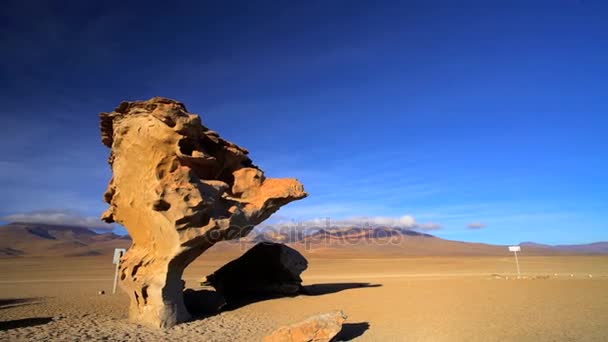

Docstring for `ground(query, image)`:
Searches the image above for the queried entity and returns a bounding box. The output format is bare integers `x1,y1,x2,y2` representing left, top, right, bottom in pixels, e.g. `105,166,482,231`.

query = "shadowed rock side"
263,310,348,342
203,243,307,302
99,97,306,328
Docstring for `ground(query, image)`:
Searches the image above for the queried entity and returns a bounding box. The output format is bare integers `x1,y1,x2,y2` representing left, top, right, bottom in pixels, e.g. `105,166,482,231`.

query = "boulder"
183,288,226,315
99,97,306,328
204,242,307,301
263,310,348,342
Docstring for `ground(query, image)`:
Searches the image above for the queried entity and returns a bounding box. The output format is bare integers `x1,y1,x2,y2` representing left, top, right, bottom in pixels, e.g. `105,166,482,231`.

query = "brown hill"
521,241,608,254
0,222,130,257
229,226,607,257
280,227,516,257
1,222,605,258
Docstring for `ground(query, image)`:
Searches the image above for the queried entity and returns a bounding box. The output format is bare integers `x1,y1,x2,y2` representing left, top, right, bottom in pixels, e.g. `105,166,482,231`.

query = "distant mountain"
274,226,508,257
521,241,608,254
1,222,606,257
519,241,550,248
233,227,608,257
0,222,130,257
247,226,433,242
306,227,433,239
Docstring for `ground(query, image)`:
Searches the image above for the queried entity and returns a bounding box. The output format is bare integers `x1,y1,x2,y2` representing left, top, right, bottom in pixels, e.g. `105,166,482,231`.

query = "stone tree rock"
203,242,308,302
99,97,306,328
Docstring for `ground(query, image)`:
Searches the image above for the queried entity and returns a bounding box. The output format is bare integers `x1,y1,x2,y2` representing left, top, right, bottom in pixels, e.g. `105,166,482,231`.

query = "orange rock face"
263,310,347,342
99,97,306,328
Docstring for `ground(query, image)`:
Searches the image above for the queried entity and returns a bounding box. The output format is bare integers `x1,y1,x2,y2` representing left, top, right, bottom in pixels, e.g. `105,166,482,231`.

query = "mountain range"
1,222,606,257
0,222,130,257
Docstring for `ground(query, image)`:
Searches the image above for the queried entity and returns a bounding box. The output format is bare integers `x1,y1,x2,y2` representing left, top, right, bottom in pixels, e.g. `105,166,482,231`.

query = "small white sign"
508,246,521,252
113,248,126,264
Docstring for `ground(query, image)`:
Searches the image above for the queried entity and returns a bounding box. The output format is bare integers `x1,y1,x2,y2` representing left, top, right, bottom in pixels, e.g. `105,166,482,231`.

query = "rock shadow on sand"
301,282,382,296
185,282,382,315
334,322,371,341
0,298,43,310
0,317,53,331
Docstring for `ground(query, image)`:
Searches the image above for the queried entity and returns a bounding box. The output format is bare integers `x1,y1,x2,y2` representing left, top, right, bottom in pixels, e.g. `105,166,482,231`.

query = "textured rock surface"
263,310,347,342
203,242,307,302
99,97,306,328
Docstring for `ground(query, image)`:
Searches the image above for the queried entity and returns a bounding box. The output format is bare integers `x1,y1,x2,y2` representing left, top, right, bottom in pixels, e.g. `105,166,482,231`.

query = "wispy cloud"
0,209,114,230
418,222,442,230
263,214,441,231
467,222,486,229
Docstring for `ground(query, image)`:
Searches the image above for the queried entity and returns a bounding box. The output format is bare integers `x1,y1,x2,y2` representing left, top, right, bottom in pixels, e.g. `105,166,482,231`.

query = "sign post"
508,246,521,278
112,248,126,294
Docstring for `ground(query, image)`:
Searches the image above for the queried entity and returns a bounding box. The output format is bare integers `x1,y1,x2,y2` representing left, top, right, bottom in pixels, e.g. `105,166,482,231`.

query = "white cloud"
467,222,486,229
0,209,114,230
263,214,441,231
339,215,417,228
417,222,442,230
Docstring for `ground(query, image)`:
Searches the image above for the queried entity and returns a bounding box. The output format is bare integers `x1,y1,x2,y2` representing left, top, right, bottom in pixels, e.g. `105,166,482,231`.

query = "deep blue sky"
1,0,606,244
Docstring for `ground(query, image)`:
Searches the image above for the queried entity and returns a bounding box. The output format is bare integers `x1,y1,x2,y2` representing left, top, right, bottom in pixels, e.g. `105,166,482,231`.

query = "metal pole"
112,258,120,294
514,251,521,278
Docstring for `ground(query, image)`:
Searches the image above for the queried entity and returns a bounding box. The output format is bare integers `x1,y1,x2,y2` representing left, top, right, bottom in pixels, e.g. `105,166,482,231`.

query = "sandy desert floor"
1,253,607,341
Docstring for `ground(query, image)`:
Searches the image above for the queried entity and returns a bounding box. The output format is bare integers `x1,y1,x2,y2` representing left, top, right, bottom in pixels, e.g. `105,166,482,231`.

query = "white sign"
508,246,521,252
113,248,126,264
508,246,521,277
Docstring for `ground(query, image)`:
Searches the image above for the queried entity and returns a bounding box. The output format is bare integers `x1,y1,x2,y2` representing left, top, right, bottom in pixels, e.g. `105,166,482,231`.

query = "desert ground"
1,250,607,341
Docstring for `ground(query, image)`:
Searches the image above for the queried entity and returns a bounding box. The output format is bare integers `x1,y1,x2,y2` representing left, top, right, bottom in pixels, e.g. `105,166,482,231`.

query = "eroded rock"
99,97,306,328
203,242,307,302
263,310,348,342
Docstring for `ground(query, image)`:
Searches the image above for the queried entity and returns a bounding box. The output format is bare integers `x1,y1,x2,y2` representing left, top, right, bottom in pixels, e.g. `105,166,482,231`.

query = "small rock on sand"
263,310,347,342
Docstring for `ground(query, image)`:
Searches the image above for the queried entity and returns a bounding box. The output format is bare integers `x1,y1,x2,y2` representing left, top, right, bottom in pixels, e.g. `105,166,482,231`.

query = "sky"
0,0,606,245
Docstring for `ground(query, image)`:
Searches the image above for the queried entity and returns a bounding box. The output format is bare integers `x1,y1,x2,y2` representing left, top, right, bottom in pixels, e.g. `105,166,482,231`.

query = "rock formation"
263,310,347,342
99,97,306,328
203,242,307,302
